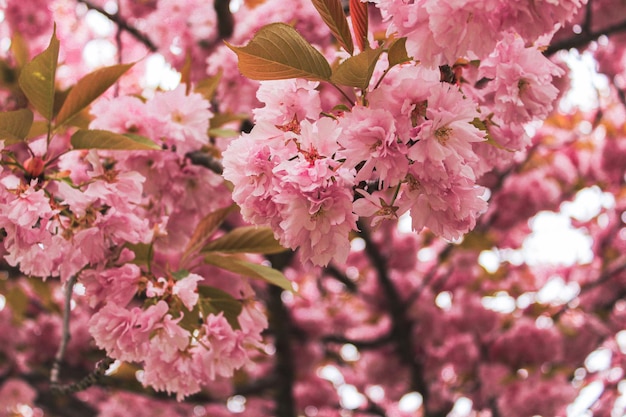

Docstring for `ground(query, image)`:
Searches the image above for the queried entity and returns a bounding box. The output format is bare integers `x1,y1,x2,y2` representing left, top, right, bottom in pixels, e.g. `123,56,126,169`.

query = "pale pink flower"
89,301,168,362
2,184,54,228
142,353,202,401
374,0,500,66
399,167,488,241
90,95,156,138
275,174,356,266
172,273,203,311
193,313,249,380
407,83,485,178
338,106,408,186
353,189,401,227
254,79,322,126
81,262,141,308
145,85,213,155
149,314,190,362
480,33,565,124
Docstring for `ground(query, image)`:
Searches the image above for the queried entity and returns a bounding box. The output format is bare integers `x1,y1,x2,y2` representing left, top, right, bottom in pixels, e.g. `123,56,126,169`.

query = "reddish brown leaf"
349,0,369,52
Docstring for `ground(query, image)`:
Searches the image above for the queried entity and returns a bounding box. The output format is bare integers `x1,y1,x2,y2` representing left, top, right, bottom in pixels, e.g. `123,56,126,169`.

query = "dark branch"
186,151,224,175
51,357,115,395
76,0,158,52
50,275,78,386
322,333,393,349
324,263,358,293
546,18,626,56
266,252,297,417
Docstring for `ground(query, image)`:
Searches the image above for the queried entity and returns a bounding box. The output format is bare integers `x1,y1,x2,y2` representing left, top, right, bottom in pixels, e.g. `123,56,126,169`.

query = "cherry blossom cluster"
4,0,626,415
223,10,568,266
0,80,268,399
373,0,584,68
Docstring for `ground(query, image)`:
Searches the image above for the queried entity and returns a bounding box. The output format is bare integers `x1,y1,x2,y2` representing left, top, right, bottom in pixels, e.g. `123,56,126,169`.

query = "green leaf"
349,0,369,52
6,286,29,324
26,120,50,140
172,269,191,281
210,112,248,129
198,286,243,330
195,69,222,101
202,226,288,255
18,27,59,121
226,23,332,82
0,109,34,144
55,63,134,127
125,242,153,266
208,128,240,138
387,37,411,67
311,0,354,55
331,47,383,89
182,205,237,261
71,129,160,150
204,253,293,291
10,32,29,68
178,304,202,332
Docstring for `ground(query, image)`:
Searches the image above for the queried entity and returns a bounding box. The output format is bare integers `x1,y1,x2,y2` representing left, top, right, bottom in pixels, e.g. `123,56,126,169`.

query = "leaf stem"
330,82,355,107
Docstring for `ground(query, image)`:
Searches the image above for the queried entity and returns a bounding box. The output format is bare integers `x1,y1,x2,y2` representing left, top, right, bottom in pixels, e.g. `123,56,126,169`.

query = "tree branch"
266,252,297,417
76,0,158,52
50,275,78,387
322,333,393,349
546,18,626,56
357,222,436,410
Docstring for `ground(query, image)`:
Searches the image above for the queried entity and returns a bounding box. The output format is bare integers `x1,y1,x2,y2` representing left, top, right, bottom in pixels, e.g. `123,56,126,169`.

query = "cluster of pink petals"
91,85,213,155
374,0,584,67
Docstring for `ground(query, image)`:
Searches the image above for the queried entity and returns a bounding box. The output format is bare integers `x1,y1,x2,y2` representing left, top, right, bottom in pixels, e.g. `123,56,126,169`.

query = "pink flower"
81,262,141,308
338,106,408,187
90,96,156,138
399,167,488,241
276,177,357,265
0,378,36,411
149,314,190,362
193,313,249,380
173,273,203,311
374,0,500,66
145,85,213,155
89,301,168,362
254,79,322,126
407,83,485,178
1,183,54,228
480,33,565,124
142,353,202,401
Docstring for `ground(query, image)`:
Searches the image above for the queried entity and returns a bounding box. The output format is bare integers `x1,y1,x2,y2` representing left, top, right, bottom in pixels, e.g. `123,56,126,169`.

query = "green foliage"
70,129,161,150
55,63,134,128
331,47,384,90
226,23,332,82
204,253,293,291
198,286,243,330
311,0,354,55
182,205,238,261
202,225,287,255
0,109,34,144
387,37,411,67
17,26,59,121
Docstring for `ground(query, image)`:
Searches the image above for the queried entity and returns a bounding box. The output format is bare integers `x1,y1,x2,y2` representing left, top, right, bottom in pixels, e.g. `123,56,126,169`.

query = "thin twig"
546,18,626,56
50,274,78,386
51,357,115,395
322,333,393,349
186,151,224,175
76,0,158,52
